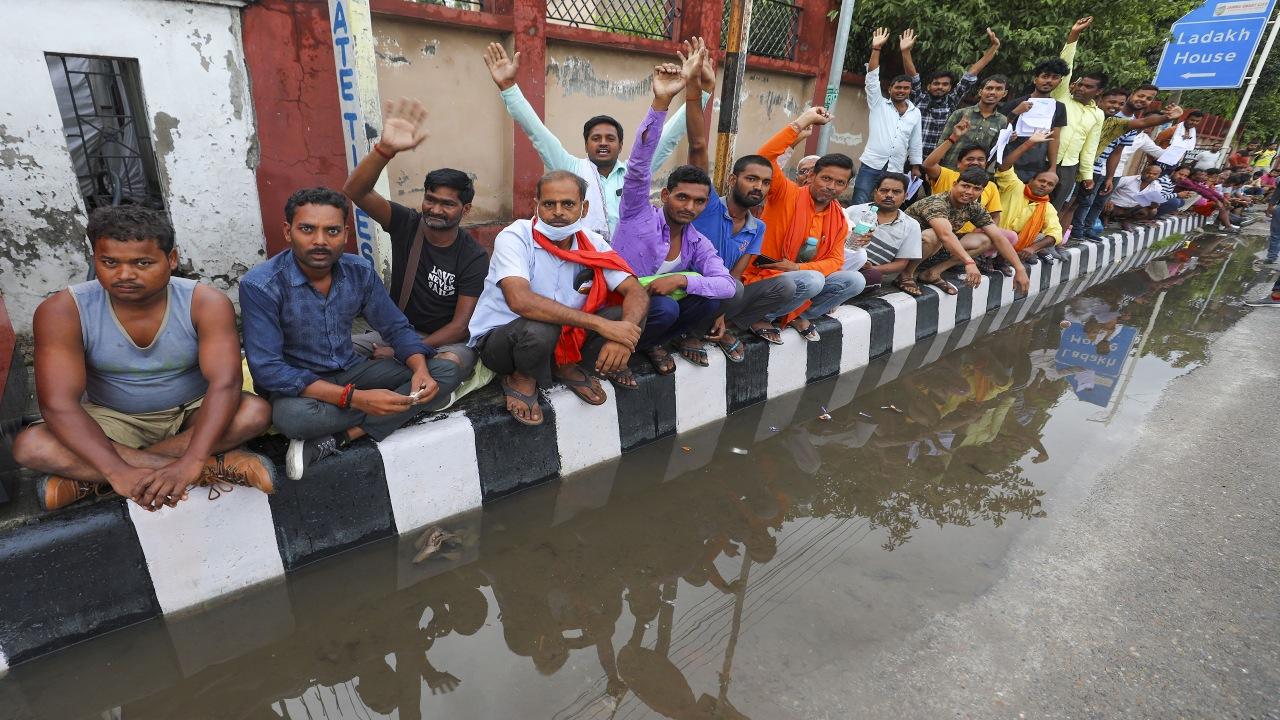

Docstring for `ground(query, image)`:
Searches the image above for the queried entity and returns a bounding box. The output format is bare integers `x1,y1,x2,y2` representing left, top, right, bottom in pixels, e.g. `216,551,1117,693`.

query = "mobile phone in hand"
753,254,780,267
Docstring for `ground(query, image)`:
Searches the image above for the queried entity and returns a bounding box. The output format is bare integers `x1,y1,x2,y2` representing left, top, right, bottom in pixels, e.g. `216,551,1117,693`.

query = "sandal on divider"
750,325,784,345
554,365,607,406
500,377,544,426
645,346,677,375
677,338,710,367
892,275,924,297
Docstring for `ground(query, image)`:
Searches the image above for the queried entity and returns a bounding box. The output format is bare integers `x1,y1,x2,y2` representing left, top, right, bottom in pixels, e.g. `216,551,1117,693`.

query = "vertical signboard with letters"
1154,0,1278,89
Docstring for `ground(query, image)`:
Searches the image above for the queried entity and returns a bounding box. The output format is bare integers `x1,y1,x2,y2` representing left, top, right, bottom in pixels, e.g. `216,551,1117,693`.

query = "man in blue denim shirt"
240,188,461,480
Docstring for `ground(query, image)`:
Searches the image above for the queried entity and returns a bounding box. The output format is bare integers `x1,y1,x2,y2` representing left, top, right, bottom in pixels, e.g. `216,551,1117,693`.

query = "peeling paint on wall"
189,29,214,71
546,55,651,101
830,131,864,148
152,111,181,192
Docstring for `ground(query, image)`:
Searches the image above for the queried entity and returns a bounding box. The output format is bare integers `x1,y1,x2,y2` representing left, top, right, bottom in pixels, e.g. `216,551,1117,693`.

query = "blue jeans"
640,294,721,347
1072,181,1109,235
1268,210,1280,261
762,269,866,321
851,165,886,205
1155,197,1182,218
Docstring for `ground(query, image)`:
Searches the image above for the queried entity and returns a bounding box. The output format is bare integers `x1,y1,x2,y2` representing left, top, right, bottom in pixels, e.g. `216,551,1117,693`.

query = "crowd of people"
10,24,1278,513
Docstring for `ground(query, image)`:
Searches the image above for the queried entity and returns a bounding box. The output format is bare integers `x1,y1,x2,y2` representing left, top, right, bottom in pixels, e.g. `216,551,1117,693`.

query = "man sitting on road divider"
903,167,1031,297
842,172,923,295
240,188,461,480
744,107,864,345
13,205,275,512
992,129,1065,265
467,170,650,426
609,57,733,374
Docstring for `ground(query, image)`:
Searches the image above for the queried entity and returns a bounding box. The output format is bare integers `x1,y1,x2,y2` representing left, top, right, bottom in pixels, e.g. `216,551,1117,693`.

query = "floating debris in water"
731,447,749,455
681,446,691,453
858,411,873,419
1059,320,1071,329
881,404,903,413
769,426,779,432
818,406,832,421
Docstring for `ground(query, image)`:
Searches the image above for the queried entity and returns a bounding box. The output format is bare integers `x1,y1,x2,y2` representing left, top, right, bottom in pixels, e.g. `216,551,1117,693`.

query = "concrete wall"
0,0,264,351
372,20,513,223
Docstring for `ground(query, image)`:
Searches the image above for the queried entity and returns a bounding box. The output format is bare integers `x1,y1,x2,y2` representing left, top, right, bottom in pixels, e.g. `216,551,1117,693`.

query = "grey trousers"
476,306,638,387
696,276,800,335
271,357,464,442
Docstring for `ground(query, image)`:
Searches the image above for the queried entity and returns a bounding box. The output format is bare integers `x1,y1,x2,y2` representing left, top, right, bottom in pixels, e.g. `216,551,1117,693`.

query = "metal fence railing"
546,0,678,40
722,0,802,61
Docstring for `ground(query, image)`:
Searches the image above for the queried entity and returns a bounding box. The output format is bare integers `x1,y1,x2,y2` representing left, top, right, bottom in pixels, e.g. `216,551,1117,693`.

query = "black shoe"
286,436,344,480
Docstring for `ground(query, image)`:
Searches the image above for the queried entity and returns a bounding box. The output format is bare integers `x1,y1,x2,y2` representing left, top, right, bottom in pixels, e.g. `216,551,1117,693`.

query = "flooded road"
4,232,1277,720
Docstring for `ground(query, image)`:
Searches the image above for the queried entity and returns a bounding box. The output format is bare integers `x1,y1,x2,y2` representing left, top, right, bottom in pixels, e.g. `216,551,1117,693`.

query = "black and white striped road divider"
0,214,1203,672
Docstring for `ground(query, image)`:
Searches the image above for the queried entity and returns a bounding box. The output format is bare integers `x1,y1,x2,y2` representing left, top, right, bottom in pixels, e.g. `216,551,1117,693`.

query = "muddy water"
2,233,1270,720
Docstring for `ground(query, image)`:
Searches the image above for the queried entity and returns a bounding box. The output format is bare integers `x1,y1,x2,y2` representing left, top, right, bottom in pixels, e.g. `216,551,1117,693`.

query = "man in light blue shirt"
483,42,704,238
852,27,924,205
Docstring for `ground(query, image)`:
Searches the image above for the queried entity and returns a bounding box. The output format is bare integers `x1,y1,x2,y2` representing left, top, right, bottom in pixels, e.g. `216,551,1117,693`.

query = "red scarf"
530,225,635,365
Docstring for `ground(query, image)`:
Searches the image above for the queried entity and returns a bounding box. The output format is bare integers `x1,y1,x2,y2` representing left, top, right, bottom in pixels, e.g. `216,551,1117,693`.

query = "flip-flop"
892,275,924,297
598,367,640,391
789,320,821,343
499,377,544,426
715,336,746,363
645,346,677,375
554,366,607,406
750,325,784,345
922,275,958,295
677,340,710,367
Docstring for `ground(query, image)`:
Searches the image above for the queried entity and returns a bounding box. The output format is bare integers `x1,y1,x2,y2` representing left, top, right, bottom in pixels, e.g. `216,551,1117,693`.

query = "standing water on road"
2,233,1271,720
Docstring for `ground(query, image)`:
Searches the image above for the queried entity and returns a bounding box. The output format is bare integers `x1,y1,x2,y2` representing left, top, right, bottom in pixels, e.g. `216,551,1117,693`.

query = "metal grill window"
722,0,802,61
46,54,165,212
547,0,678,40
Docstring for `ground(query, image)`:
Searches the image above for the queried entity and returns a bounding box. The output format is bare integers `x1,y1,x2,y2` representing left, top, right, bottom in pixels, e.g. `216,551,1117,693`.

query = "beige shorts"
34,396,205,449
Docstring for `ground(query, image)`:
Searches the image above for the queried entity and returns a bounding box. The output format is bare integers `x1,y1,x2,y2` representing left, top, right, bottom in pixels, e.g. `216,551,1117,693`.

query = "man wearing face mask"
742,107,863,345
343,98,488,394
241,188,453,480
468,171,650,426
610,56,734,374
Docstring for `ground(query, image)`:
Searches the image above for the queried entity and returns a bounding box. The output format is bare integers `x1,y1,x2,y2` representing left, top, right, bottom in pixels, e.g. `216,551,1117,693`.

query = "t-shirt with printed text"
384,202,490,335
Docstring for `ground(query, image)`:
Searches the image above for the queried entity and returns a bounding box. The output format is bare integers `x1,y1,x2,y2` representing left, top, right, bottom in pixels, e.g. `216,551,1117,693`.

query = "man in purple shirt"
611,63,734,375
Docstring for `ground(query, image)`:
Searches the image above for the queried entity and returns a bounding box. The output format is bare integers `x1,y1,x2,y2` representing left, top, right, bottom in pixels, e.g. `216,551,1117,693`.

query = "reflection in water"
5,234,1265,720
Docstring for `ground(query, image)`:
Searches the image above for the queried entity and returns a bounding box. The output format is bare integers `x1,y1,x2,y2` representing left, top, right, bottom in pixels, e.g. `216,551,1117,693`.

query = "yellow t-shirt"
931,166,1002,233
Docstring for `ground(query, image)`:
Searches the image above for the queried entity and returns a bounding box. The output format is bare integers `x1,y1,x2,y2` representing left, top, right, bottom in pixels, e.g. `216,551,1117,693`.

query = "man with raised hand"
342,97,488,399
903,167,1030,297
1049,17,1105,215
1000,57,1069,183
13,206,275,512
241,188,448,480
610,55,734,374
901,26,1001,157
745,107,864,344
852,27,923,205
467,169,649,425
1072,89,1182,241
483,42,703,239
993,130,1066,263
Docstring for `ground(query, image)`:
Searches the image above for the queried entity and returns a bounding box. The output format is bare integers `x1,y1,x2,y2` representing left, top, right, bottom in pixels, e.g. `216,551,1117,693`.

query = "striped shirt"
844,203,923,265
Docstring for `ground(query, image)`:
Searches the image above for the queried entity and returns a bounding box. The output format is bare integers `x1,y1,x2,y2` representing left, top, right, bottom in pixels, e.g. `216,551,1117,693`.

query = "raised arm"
1052,17,1091,102
680,39,711,170
925,116,970,182
1127,103,1182,131
868,27,890,73
343,97,430,229
758,106,832,201
965,28,1001,76
485,42,579,171
899,28,920,90
999,129,1051,172
620,64,684,221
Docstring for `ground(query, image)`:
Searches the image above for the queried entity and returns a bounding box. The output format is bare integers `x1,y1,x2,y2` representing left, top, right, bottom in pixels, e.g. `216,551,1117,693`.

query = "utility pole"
712,0,754,193
816,0,857,154
1222,6,1280,152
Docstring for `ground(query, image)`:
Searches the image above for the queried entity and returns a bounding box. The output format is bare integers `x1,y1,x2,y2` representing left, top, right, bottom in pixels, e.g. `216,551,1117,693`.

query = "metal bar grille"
721,0,801,61
46,53,165,211
547,0,678,40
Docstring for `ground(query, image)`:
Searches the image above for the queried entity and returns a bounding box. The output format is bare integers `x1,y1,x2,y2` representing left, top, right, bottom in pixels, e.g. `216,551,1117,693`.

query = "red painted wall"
243,0,351,256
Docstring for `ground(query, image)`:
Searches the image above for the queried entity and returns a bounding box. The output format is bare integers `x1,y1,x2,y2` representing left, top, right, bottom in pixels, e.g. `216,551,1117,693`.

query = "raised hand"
986,27,1000,49
796,106,833,128
379,97,429,154
899,28,917,51
678,37,706,85
1162,103,1184,120
871,27,891,50
950,117,971,140
483,42,520,91
1072,16,1093,33
651,62,686,102
700,44,716,92
1026,129,1052,144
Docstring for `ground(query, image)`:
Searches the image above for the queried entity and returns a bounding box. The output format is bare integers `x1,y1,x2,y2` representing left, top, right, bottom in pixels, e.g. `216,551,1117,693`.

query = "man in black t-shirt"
343,98,489,394
999,57,1070,183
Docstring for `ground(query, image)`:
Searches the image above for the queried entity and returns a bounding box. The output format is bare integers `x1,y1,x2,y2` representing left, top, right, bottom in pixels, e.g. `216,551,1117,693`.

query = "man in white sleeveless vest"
12,206,276,512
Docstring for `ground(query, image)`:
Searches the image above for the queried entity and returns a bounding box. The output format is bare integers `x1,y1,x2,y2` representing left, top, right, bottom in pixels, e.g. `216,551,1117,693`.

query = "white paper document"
1014,98,1056,136
989,126,1014,164
1156,123,1196,166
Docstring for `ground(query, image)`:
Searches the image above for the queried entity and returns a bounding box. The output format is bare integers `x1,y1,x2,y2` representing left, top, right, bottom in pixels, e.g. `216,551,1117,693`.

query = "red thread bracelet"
373,143,394,160
338,383,355,409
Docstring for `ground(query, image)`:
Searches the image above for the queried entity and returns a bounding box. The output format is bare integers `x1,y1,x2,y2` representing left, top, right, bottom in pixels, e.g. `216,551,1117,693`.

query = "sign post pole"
1222,7,1280,151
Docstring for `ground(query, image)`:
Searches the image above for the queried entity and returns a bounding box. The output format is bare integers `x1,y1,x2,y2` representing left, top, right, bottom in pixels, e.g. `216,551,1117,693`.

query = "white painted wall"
0,0,263,351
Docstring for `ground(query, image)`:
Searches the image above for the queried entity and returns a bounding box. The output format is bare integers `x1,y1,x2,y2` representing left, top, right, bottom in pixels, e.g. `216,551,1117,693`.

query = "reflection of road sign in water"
1056,323,1138,407
1154,0,1277,89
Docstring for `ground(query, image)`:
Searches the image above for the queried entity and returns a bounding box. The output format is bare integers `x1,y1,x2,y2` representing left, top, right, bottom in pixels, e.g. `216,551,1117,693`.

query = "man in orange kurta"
741,107,862,344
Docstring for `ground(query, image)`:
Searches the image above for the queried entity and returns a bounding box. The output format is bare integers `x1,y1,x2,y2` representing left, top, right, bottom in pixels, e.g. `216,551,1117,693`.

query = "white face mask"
533,207,585,242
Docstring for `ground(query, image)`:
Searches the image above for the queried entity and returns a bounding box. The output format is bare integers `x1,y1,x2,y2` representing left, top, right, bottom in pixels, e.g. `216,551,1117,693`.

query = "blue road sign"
1154,0,1277,89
